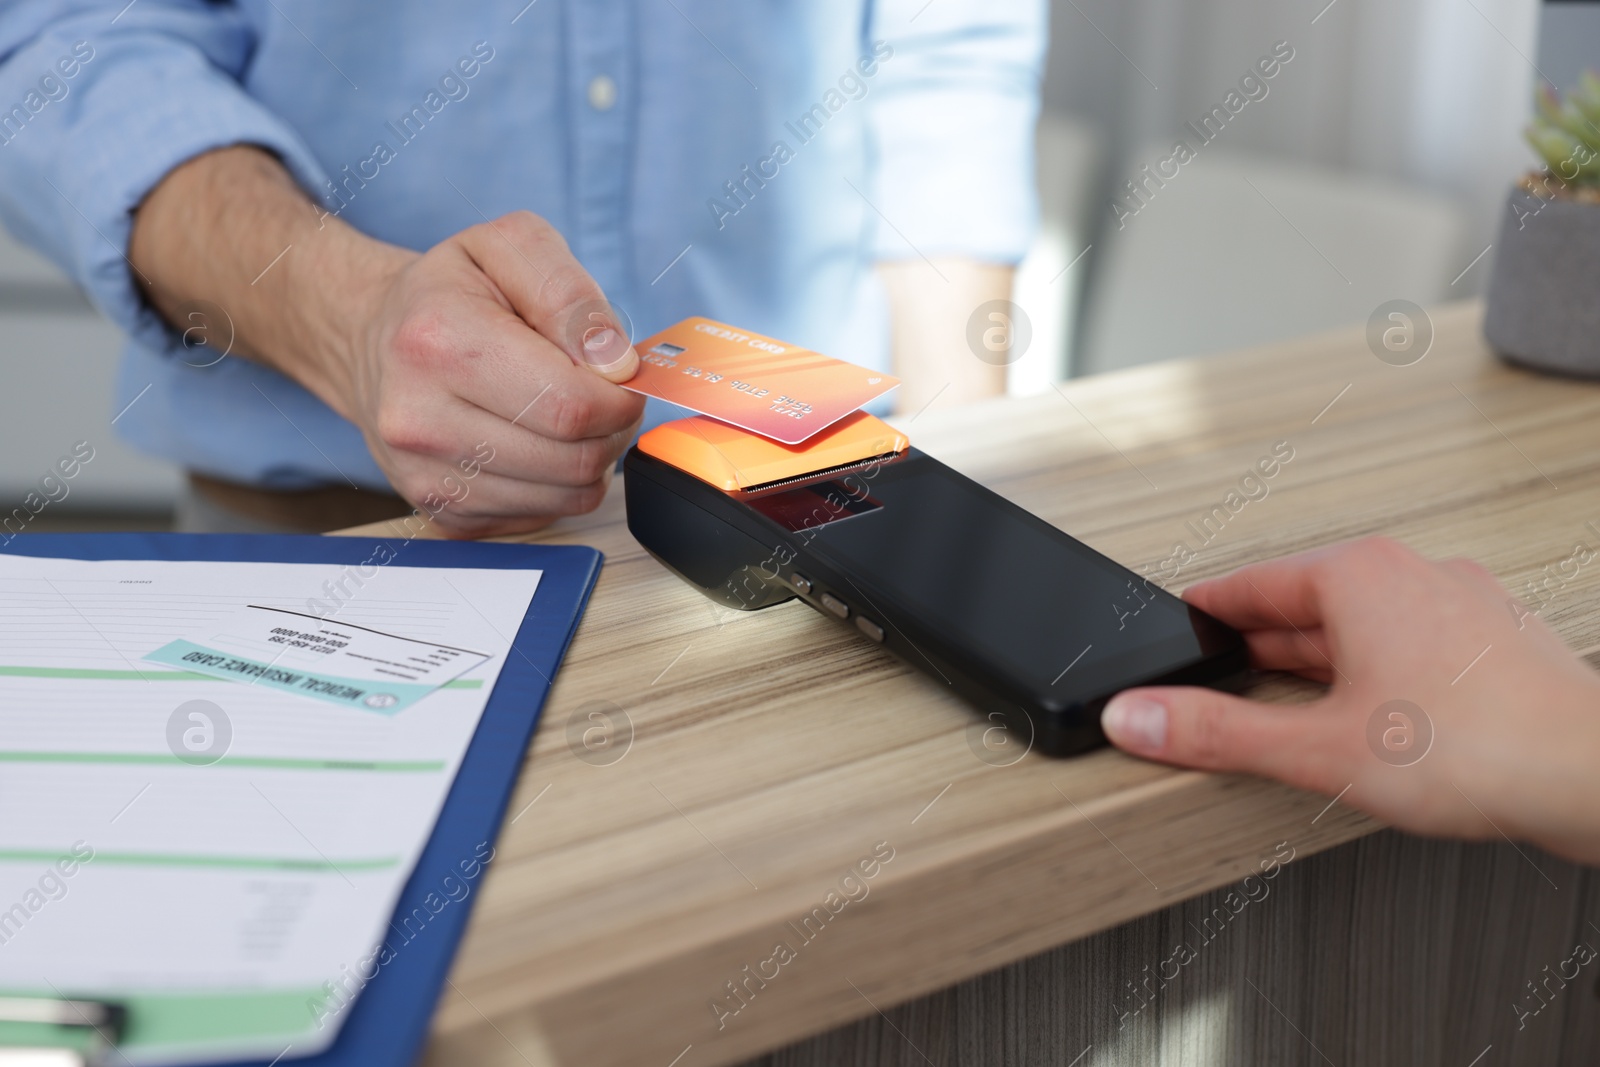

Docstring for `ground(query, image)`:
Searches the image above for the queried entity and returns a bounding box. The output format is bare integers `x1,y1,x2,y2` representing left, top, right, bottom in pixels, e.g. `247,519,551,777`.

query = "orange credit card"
620,317,899,445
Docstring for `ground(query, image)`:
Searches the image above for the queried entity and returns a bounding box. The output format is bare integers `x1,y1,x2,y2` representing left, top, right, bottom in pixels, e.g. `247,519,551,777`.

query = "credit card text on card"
620,317,898,445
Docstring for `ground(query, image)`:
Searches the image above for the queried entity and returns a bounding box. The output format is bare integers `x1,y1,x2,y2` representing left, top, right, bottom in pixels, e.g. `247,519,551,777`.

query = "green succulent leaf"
1528,123,1586,179
1560,104,1600,153
1574,70,1600,125
1537,84,1566,125
1529,77,1600,186
1534,86,1600,153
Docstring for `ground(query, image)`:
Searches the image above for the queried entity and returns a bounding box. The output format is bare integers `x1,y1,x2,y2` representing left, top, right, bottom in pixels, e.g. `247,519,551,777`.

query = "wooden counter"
340,300,1600,1066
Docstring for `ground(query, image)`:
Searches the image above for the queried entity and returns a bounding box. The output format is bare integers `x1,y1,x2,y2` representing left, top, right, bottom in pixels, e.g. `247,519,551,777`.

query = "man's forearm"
125,144,646,536
127,145,413,422
879,258,1014,416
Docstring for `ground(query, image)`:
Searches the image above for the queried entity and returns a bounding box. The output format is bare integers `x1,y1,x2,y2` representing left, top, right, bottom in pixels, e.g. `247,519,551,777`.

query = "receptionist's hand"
1101,537,1600,866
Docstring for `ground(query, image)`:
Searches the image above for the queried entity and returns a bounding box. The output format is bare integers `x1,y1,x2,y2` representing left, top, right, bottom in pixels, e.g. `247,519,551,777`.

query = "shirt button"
587,75,618,111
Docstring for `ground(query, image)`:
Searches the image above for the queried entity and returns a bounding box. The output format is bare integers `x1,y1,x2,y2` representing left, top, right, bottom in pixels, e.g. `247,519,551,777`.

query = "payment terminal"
623,410,1248,756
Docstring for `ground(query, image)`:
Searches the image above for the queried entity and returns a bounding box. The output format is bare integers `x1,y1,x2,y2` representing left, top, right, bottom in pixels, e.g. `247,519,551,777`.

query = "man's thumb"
1100,687,1322,779
576,321,639,382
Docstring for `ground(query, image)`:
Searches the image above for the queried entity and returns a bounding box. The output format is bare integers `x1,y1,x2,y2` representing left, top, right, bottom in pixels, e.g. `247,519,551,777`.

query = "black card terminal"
623,412,1248,756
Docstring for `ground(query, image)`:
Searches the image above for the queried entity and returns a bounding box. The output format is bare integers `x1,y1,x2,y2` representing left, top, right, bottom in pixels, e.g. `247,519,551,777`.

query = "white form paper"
0,555,541,1064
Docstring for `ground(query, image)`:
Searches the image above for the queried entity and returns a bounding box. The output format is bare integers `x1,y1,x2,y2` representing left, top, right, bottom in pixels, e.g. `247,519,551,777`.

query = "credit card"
620,317,899,445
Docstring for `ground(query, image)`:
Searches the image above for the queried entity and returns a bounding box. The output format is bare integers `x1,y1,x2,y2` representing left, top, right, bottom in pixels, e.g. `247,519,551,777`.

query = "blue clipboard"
0,533,601,1067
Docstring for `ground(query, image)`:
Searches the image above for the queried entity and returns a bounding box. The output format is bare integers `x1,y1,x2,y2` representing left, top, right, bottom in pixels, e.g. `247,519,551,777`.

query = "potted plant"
1483,71,1600,376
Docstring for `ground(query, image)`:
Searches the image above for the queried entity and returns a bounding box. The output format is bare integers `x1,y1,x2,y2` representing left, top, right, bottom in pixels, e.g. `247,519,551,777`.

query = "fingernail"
1102,695,1167,754
580,326,634,371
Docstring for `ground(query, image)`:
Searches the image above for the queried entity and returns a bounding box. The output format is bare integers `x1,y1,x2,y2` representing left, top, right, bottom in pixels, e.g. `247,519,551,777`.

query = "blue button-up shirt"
0,0,1042,490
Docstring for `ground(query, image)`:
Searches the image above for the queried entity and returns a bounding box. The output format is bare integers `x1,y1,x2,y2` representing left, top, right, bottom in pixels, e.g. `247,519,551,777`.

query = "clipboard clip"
0,996,127,1067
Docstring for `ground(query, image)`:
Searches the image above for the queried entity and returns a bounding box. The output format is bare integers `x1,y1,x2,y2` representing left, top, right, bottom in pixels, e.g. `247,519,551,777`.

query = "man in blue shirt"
0,1,1043,535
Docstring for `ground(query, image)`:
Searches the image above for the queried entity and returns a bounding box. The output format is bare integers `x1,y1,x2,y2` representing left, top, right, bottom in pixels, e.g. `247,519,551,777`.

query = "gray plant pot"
1483,185,1600,377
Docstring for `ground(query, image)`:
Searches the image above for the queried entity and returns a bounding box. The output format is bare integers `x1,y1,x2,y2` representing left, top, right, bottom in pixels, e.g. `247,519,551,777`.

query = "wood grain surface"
744,832,1600,1066
335,300,1600,1067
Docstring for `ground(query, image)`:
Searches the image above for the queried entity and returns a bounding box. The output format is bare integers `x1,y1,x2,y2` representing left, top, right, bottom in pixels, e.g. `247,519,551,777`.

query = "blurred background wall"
0,0,1594,525
1010,0,1566,389
0,226,179,524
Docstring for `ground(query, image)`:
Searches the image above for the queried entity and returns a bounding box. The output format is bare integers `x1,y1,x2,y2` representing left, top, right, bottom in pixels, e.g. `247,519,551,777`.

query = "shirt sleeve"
864,0,1047,264
0,0,331,353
